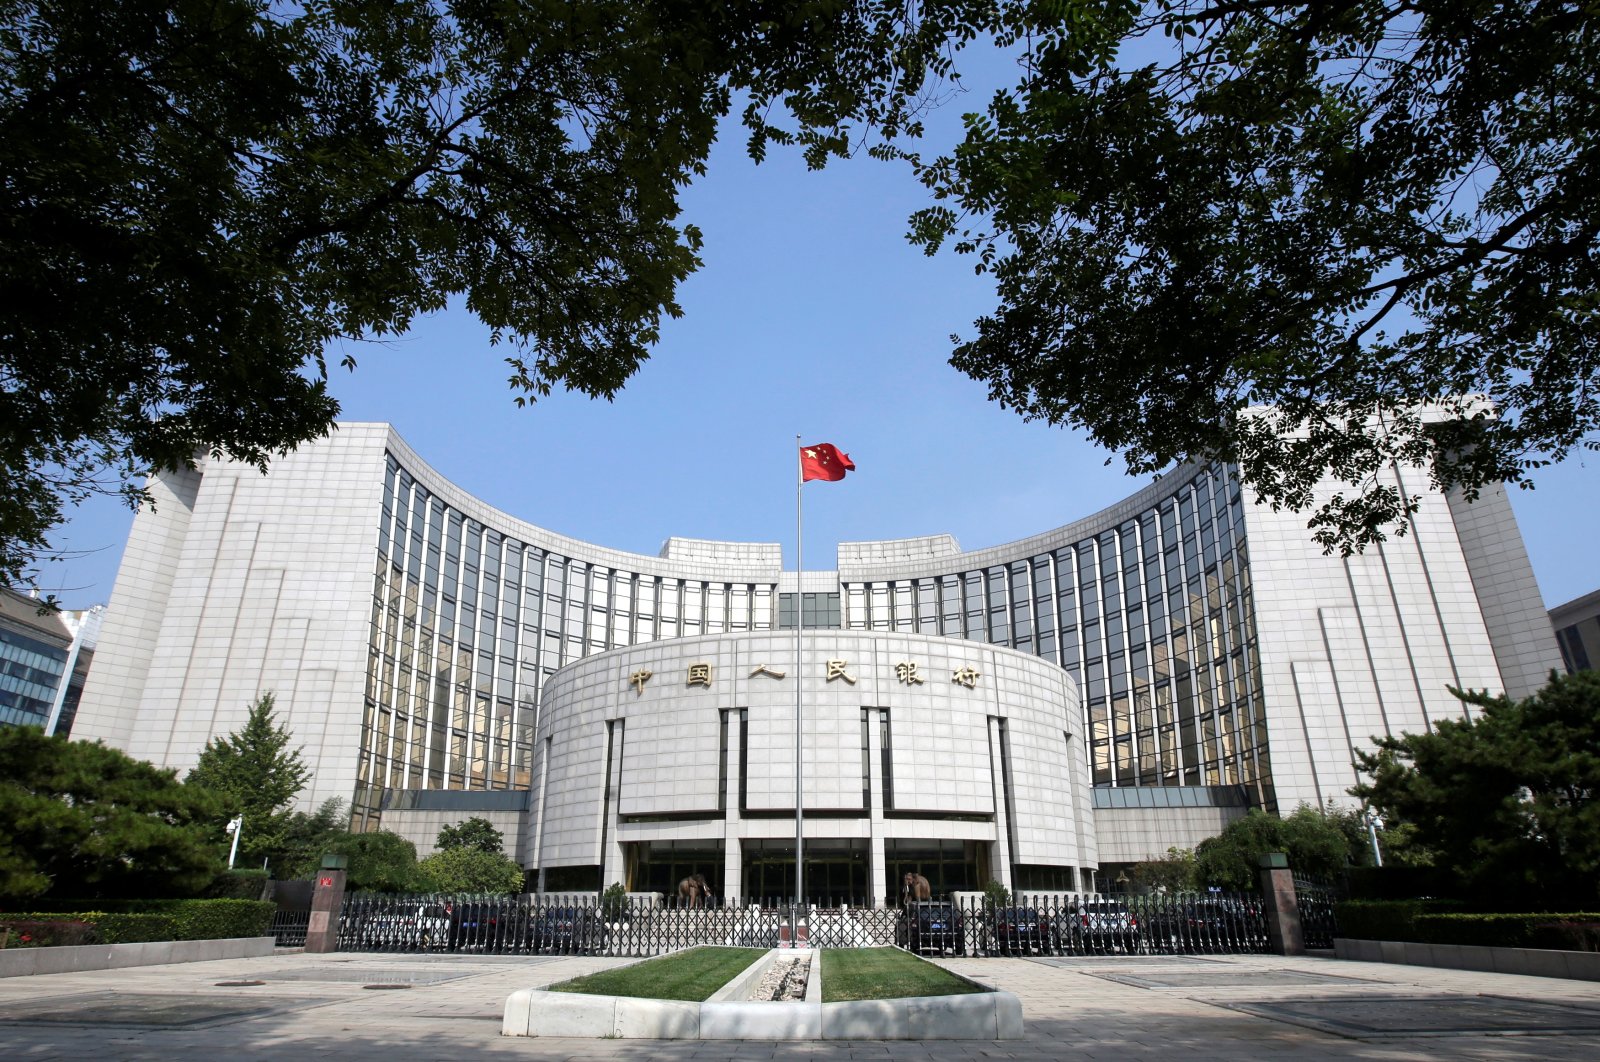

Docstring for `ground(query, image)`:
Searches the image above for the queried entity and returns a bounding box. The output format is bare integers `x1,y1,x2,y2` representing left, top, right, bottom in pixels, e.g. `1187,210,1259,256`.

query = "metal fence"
1294,880,1341,950
314,891,1296,957
269,907,310,947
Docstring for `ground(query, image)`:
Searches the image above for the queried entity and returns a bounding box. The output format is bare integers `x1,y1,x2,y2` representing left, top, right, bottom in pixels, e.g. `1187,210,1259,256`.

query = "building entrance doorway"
741,838,869,905
884,838,982,903
625,840,724,902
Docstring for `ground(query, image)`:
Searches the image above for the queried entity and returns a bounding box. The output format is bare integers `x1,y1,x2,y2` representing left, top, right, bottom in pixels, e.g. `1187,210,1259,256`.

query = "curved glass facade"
839,466,1271,808
360,455,781,826
360,454,1269,827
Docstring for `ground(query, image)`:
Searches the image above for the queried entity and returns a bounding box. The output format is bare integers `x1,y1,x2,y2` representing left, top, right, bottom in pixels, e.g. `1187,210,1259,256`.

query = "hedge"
1414,913,1600,952
1335,901,1600,951
0,899,273,946
0,920,96,948
1334,899,1462,943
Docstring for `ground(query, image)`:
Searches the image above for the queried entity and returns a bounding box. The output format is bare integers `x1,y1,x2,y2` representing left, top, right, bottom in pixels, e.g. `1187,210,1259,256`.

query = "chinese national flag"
800,443,855,482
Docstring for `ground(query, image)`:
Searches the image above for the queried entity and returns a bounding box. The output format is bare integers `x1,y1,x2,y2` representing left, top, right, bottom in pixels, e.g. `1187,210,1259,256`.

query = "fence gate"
1293,879,1342,950
302,891,1313,958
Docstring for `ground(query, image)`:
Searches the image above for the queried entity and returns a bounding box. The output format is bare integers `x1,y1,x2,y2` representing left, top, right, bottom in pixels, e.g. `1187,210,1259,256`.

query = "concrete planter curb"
0,936,277,978
1334,937,1600,982
503,946,1023,1039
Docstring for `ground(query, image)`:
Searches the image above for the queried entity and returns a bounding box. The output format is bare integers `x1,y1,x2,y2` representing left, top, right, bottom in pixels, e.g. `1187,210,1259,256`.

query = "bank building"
72,423,1563,905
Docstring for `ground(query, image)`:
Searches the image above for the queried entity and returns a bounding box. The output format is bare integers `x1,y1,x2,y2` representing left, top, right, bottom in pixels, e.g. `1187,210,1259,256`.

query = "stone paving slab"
3,949,1600,1060
1091,968,1382,988
256,964,479,984
1218,994,1600,1039
1028,954,1231,966
0,989,339,1029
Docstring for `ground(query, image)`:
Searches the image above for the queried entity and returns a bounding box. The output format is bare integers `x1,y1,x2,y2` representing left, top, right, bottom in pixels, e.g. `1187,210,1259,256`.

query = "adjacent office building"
1552,589,1600,674
1,587,103,737
73,423,1563,902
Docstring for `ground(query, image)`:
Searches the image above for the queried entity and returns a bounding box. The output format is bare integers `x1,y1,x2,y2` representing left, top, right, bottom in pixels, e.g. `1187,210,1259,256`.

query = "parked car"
359,903,452,950
988,905,1051,954
530,905,603,954
1148,897,1261,951
1059,900,1141,952
448,901,509,951
896,900,965,956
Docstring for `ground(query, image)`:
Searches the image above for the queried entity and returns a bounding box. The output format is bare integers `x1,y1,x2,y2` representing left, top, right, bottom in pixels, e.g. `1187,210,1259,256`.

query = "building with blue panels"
1,586,102,736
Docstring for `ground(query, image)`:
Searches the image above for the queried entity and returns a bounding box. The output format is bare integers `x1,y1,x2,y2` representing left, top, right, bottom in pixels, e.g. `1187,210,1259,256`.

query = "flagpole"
794,435,805,910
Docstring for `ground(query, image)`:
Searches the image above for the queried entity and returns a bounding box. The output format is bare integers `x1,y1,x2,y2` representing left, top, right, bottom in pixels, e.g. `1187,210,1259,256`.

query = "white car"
358,903,452,949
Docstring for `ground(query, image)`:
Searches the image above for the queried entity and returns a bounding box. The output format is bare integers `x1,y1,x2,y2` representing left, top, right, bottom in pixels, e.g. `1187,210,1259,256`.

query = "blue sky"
36,62,1600,613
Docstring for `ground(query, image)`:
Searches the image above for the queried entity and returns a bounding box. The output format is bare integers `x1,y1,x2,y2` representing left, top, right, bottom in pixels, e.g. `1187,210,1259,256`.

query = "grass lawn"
821,947,986,1002
547,946,765,1002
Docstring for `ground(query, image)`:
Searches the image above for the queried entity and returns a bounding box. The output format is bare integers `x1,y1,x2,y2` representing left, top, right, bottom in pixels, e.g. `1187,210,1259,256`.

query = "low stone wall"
503,947,1024,1039
0,936,278,978
1334,937,1600,982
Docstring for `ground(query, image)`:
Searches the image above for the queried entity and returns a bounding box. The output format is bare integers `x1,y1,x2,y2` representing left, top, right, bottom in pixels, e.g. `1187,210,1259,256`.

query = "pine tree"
1353,671,1600,908
186,693,311,869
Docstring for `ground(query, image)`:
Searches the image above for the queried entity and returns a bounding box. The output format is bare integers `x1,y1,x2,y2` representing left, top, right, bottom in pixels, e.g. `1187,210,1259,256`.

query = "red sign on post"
319,876,333,887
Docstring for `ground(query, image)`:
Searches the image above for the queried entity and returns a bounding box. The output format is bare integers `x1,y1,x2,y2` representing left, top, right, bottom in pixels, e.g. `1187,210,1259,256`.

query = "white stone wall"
1243,458,1522,811
72,465,202,750
74,425,391,810
380,808,527,861
1444,482,1566,699
1092,806,1247,864
527,631,1090,899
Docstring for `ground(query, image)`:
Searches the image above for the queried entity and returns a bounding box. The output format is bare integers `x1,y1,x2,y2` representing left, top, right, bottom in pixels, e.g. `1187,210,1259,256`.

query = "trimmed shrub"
166,898,274,940
1413,913,1600,951
0,919,96,948
1336,903,1600,951
1333,899,1463,942
1,900,273,944
89,912,185,943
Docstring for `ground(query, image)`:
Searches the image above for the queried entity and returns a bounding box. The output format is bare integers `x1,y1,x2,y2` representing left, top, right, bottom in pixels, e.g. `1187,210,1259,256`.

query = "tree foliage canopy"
1192,804,1352,889
326,829,431,893
274,797,349,879
8,0,1590,576
185,693,310,868
436,816,504,855
0,727,219,903
417,845,523,894
1127,846,1197,892
0,0,987,590
1351,671,1600,909
910,0,1600,552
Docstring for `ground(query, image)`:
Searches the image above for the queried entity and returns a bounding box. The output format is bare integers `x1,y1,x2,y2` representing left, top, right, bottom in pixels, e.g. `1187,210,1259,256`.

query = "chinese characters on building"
894,661,924,685
626,660,983,691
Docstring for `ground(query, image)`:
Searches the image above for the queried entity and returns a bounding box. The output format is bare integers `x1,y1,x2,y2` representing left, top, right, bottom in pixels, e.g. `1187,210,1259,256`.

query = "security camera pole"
225,815,244,869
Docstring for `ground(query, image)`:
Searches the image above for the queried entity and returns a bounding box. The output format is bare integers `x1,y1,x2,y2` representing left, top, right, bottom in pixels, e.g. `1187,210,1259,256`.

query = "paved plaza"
4,949,1599,1061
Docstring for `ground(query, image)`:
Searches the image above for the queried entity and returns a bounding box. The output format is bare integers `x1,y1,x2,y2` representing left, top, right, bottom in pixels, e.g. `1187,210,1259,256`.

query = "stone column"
1258,852,1304,956
867,707,888,908
723,707,744,907
723,836,743,909
304,856,348,954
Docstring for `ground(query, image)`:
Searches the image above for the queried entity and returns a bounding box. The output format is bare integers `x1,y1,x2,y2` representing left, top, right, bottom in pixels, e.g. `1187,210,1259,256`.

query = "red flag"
800,443,855,482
